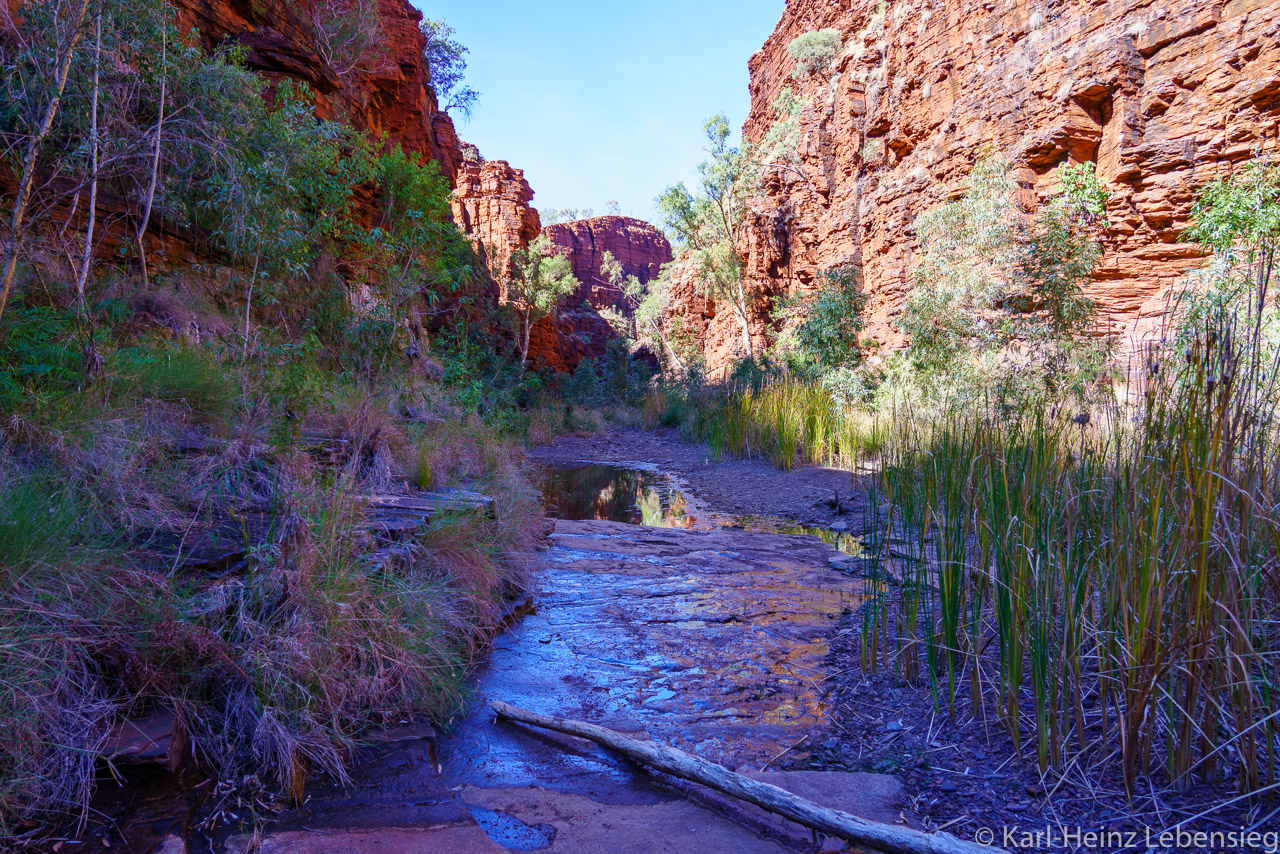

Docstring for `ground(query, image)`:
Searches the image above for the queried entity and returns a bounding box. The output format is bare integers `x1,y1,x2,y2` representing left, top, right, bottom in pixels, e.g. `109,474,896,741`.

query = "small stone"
1007,801,1031,812
885,721,903,732
939,780,958,793
830,521,848,532
930,740,943,749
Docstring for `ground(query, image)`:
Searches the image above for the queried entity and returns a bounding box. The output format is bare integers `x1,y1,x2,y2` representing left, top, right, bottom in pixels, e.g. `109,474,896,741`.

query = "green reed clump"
858,314,1280,798
675,324,1280,802
676,377,881,471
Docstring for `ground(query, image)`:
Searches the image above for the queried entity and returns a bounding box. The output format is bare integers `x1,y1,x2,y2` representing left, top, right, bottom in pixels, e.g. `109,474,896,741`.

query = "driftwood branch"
490,700,1002,854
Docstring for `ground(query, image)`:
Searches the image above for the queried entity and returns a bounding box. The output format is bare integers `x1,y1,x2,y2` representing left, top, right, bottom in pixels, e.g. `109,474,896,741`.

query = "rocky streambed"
78,432,904,853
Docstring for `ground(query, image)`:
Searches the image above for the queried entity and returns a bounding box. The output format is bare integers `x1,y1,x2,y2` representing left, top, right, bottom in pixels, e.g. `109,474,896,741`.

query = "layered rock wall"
450,155,543,276
171,0,461,179
693,0,1280,376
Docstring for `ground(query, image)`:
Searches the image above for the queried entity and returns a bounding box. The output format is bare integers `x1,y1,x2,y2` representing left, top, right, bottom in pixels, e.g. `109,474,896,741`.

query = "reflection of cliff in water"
537,463,693,527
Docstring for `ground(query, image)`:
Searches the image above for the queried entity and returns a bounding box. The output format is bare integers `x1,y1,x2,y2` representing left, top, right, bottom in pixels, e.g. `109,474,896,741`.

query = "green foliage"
0,471,92,571
903,155,1109,404
337,145,470,378
506,235,578,317
566,357,600,403
541,207,595,225
903,153,1020,371
790,264,868,371
503,235,580,365
656,114,759,358
787,28,843,77
1178,155,1280,334
110,343,237,418
0,305,85,409
1017,162,1107,337
420,18,478,118
193,81,367,309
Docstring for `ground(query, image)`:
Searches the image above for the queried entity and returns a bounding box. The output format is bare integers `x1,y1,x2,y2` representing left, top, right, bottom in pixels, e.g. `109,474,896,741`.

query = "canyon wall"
450,154,543,272
171,0,461,180
693,0,1280,376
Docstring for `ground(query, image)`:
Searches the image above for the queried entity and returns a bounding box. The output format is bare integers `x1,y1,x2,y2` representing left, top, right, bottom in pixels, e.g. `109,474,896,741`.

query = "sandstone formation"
171,0,461,180
450,153,542,273
528,216,673,372
689,0,1280,376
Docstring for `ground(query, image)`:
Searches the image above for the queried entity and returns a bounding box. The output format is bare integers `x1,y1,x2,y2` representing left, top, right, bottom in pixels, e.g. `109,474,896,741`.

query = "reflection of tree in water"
539,464,688,527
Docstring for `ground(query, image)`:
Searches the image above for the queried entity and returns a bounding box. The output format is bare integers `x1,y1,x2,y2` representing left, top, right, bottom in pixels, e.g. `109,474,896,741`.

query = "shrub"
791,264,868,371
110,343,237,419
787,28,843,78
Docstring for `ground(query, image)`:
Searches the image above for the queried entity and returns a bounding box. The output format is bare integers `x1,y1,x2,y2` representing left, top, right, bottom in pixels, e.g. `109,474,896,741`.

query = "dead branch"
490,699,1003,854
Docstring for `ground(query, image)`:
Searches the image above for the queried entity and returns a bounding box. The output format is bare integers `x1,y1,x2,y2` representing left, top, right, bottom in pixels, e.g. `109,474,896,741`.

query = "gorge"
5,0,1280,851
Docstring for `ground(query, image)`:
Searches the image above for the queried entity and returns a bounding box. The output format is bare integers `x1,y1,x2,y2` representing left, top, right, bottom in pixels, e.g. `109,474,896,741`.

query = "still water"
537,462,694,527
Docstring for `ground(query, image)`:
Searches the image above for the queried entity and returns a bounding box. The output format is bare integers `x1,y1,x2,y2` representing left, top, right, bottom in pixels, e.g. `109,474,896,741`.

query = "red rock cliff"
171,0,461,180
450,153,542,273
692,0,1280,376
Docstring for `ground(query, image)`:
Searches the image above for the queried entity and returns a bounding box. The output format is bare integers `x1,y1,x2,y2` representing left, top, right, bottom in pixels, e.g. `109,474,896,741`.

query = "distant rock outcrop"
527,216,673,373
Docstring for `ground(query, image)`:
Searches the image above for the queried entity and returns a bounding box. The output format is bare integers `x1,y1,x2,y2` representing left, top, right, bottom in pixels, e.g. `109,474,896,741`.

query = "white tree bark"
136,25,166,287
0,0,94,324
74,5,102,316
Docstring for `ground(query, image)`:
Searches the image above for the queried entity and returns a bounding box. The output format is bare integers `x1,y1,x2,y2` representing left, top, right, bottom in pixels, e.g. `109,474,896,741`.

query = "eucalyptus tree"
656,113,759,361
598,250,685,373
501,234,579,366
0,0,93,323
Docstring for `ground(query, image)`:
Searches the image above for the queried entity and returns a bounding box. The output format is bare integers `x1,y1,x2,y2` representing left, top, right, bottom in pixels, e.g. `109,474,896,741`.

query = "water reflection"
537,463,693,527
732,514,866,556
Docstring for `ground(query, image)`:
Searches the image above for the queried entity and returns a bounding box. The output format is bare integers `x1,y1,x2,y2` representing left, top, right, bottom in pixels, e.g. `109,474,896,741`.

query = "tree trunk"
75,6,102,317
736,300,754,361
136,25,166,288
732,257,754,360
520,313,532,367
490,700,1001,854
0,0,94,325
242,252,260,358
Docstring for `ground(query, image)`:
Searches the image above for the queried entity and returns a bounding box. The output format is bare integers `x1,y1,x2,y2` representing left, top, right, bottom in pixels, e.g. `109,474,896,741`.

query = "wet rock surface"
446,519,869,782
79,439,907,852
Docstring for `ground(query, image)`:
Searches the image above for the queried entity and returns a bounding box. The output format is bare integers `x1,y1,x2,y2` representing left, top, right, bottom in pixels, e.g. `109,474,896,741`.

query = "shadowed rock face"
677,0,1280,376
170,0,461,179
527,216,673,373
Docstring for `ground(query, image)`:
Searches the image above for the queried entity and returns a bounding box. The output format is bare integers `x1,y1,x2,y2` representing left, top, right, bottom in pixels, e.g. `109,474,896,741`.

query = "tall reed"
671,312,1280,801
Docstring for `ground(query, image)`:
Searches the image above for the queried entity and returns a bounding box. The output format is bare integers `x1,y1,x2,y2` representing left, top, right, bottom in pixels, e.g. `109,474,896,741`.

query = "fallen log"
490,700,1001,854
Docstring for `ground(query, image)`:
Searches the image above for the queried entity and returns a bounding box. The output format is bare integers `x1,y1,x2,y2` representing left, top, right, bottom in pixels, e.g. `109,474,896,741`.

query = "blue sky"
412,0,785,223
